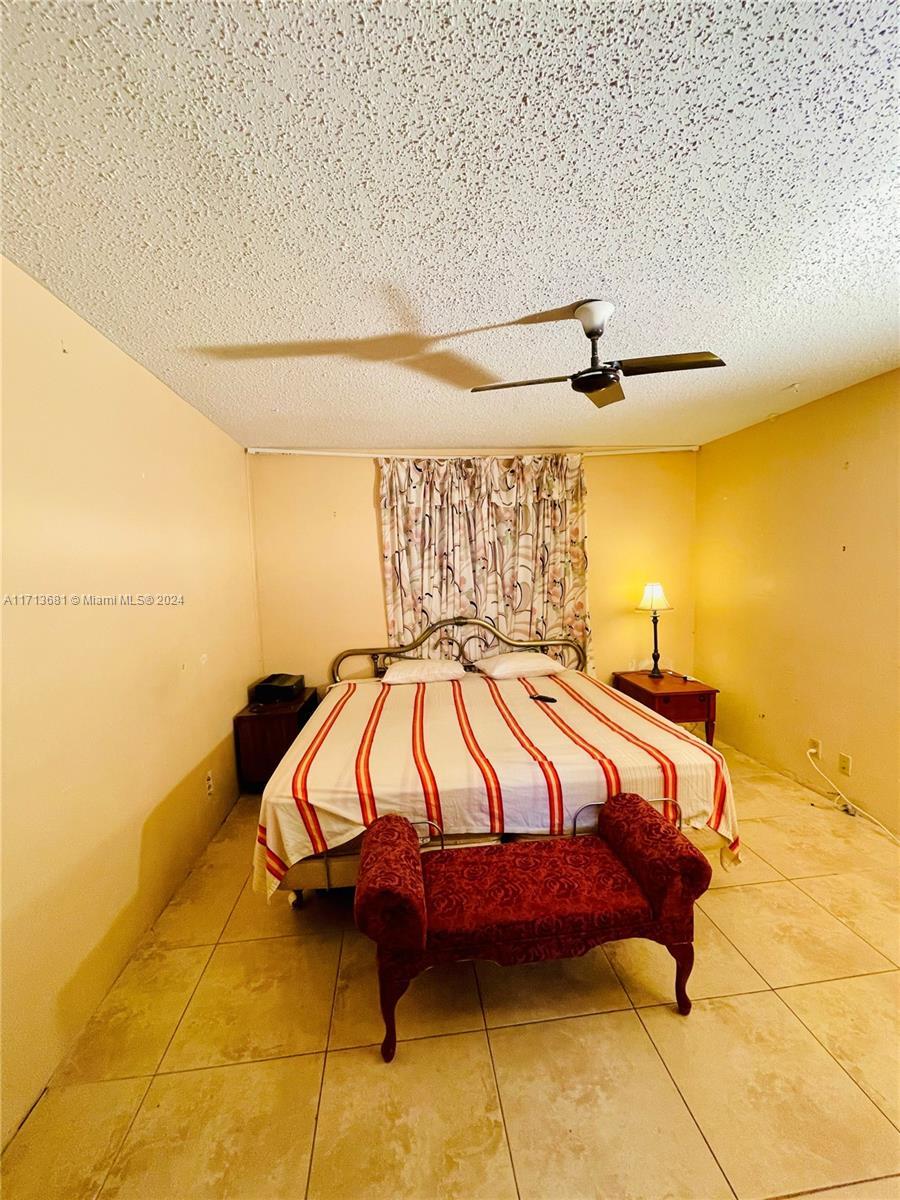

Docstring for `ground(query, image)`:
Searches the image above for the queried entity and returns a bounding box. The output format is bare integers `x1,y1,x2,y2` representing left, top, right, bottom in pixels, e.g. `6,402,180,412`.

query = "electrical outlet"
205,771,214,797
838,753,852,777
808,738,821,758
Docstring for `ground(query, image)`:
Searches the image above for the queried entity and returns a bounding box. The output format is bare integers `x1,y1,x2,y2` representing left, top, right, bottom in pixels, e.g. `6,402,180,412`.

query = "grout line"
634,1007,739,1200
329,1024,500,1056
484,1001,633,1032
599,943,638,1010
702,875,897,968
769,987,900,1135
152,1047,326,1077
303,928,344,1200
474,965,521,1200
763,1171,900,1199
93,1076,155,1198
789,881,899,964
694,897,895,994
147,943,218,1073
145,862,251,1079
632,984,770,1011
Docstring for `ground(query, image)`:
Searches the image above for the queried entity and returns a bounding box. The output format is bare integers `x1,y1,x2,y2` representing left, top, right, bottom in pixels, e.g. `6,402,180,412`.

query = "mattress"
254,670,739,898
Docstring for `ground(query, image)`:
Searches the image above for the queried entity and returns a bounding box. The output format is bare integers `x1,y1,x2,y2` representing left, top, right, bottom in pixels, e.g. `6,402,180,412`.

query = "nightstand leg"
705,719,715,746
291,890,305,909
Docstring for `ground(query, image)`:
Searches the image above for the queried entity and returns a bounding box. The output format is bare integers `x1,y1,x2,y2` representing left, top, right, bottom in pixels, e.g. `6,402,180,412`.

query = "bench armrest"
354,815,427,952
597,793,712,919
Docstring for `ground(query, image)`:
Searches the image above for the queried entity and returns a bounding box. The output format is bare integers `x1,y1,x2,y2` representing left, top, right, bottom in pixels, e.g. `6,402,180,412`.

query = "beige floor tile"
606,909,768,1007
741,808,899,879
308,1031,516,1200
732,776,817,820
330,928,483,1049
53,946,212,1085
491,1010,732,1200
700,882,894,987
100,1054,322,1200
476,945,629,1027
796,870,900,966
717,744,765,781
143,858,248,949
705,843,783,887
220,877,352,943
786,1178,900,1199
642,992,900,1200
778,972,900,1126
160,933,340,1071
1,1078,149,1200
209,794,261,846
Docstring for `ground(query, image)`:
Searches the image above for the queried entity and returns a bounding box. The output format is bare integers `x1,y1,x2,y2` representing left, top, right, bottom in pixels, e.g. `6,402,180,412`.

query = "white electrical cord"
805,748,899,845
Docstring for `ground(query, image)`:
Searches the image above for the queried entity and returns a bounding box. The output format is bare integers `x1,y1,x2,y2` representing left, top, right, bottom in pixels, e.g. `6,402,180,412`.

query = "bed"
253,619,739,899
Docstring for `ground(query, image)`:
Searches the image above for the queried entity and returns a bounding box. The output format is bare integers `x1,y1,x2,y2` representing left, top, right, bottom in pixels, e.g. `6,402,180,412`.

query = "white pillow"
382,658,466,684
473,651,565,680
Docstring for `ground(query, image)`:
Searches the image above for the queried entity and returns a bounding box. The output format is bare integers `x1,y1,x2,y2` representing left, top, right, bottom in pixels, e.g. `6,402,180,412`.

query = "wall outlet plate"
808,738,822,758
838,753,852,777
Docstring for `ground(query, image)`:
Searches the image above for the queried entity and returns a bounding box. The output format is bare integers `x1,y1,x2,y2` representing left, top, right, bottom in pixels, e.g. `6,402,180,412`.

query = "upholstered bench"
355,792,713,1061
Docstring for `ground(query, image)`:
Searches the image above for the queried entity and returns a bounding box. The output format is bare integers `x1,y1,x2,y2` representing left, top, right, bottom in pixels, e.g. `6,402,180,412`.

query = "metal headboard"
330,616,587,683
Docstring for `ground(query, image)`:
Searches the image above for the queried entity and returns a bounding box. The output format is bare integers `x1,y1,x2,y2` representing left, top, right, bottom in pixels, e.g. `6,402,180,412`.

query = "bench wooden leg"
666,942,694,1015
378,969,411,1062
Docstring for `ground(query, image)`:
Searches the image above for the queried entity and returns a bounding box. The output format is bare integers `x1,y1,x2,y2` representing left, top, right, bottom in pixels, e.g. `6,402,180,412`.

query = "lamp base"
649,612,662,679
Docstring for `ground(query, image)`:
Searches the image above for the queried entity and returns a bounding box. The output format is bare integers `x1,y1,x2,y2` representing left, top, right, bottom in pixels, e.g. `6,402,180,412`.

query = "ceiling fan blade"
616,351,725,376
587,379,625,408
471,375,571,393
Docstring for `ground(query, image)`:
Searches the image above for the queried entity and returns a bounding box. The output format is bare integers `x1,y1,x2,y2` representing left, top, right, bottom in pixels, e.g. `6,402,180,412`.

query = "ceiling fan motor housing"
571,367,620,395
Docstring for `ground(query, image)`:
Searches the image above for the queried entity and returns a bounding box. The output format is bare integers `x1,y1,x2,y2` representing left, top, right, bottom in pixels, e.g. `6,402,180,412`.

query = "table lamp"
636,582,672,679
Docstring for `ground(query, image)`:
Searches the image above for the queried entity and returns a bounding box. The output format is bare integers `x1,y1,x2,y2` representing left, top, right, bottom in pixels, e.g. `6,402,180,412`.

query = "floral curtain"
378,455,590,658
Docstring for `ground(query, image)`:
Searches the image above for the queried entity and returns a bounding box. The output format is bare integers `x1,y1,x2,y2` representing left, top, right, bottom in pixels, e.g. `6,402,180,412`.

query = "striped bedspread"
254,670,738,897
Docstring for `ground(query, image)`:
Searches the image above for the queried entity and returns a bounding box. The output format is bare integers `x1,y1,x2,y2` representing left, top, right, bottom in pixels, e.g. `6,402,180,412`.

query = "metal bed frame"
330,615,587,682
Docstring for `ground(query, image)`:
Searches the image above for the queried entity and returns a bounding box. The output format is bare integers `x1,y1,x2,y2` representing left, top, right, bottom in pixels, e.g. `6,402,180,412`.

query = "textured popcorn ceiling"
2,1,897,451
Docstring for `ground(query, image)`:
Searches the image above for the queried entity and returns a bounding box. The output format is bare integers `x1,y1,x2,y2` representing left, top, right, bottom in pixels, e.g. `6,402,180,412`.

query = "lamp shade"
636,582,672,612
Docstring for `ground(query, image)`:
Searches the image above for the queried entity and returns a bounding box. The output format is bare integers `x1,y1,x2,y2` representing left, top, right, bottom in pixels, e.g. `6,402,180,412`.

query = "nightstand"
611,671,718,745
233,687,319,792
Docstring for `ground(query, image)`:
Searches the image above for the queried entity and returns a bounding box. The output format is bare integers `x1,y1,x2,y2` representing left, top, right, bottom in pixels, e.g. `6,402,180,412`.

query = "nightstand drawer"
656,692,710,723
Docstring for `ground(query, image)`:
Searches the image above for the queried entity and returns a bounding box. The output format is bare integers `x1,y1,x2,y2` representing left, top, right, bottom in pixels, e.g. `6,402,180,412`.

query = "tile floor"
3,745,899,1200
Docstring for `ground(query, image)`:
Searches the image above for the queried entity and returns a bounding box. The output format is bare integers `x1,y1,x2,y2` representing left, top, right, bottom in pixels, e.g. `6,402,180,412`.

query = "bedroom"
1,2,898,1199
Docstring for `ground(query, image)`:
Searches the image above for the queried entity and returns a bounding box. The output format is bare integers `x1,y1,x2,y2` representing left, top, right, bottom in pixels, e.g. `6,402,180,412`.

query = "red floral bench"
355,792,713,1061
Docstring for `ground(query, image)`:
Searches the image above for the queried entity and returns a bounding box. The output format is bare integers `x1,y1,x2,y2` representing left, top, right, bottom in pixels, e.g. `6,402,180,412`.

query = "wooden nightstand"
233,687,319,792
611,671,718,745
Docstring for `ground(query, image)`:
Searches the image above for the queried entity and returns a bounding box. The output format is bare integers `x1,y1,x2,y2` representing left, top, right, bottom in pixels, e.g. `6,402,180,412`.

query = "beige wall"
694,370,900,831
1,260,262,1143
249,451,699,687
249,454,389,686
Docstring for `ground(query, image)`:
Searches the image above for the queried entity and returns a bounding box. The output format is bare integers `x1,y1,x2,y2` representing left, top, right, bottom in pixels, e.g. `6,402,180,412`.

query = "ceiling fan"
471,300,725,408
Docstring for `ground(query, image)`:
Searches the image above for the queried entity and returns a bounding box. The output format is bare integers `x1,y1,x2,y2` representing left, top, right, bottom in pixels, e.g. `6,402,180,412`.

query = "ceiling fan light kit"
574,300,615,336
472,298,725,410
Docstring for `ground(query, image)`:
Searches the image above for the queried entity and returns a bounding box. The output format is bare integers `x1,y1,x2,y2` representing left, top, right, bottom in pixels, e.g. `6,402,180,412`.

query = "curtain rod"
246,445,699,458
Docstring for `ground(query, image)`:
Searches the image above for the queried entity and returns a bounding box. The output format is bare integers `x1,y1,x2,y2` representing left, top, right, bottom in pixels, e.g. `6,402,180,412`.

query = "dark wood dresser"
233,687,319,792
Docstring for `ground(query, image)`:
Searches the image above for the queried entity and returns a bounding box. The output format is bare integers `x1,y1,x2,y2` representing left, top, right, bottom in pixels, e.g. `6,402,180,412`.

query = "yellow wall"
583,452,697,680
694,370,900,831
1,260,262,1143
249,451,699,686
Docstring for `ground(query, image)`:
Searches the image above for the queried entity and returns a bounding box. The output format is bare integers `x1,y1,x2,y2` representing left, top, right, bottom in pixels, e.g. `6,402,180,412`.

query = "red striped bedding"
254,670,739,898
